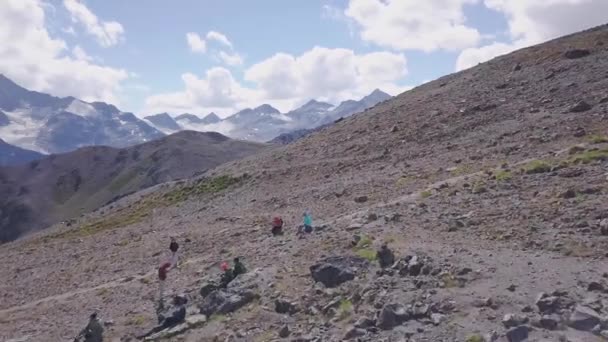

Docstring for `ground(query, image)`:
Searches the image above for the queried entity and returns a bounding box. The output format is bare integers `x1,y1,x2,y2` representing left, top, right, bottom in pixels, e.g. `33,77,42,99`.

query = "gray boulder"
310,256,367,288
568,305,601,331
506,325,530,342
199,289,257,316
377,304,411,330
275,298,299,315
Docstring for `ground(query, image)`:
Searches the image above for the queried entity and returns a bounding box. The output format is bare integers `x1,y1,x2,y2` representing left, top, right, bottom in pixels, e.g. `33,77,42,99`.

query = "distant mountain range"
142,89,392,142
0,130,267,242
0,74,392,155
0,75,164,154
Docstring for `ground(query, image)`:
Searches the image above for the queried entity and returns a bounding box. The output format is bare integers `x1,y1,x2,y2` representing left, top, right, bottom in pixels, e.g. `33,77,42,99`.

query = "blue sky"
1,0,607,117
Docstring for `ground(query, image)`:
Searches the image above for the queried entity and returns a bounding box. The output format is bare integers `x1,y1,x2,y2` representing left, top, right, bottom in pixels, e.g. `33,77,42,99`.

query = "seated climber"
232,257,247,277
377,243,396,268
271,216,284,236
74,312,103,342
219,261,234,288
138,295,188,339
302,212,313,234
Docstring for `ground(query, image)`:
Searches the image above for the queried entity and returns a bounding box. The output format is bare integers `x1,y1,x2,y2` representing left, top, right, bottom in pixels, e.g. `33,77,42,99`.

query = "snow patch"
0,109,48,153
65,99,98,118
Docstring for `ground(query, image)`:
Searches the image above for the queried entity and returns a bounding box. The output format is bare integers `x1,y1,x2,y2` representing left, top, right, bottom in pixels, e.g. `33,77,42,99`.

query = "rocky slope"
0,75,164,154
2,25,608,342
0,138,43,166
0,131,267,242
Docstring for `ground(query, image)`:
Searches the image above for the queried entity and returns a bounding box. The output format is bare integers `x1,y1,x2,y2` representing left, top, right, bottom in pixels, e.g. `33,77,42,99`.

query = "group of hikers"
74,212,316,341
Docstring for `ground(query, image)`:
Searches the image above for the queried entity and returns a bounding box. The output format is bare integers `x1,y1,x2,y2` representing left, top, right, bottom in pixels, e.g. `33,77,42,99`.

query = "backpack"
158,262,171,281
272,217,283,227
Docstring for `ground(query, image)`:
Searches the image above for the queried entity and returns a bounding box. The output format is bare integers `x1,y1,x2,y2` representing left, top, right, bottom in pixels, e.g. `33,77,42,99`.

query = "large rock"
199,289,257,316
506,325,530,342
539,314,561,330
275,298,299,315
502,313,529,328
569,101,592,113
535,292,573,314
568,305,601,331
377,304,411,330
344,327,366,339
199,283,219,298
144,314,207,341
310,256,367,288
564,49,591,59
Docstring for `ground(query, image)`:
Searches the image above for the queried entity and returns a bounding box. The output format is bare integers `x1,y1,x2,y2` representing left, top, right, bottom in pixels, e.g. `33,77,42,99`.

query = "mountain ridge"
0,130,267,242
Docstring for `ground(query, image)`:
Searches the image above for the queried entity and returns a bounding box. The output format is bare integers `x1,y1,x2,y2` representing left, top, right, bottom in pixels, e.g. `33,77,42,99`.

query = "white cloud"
72,45,93,61
344,0,481,52
455,0,608,70
245,47,408,103
218,51,244,66
206,30,233,48
144,47,409,116
186,32,206,53
456,41,523,71
484,0,608,45
144,67,257,115
0,0,129,104
63,0,124,47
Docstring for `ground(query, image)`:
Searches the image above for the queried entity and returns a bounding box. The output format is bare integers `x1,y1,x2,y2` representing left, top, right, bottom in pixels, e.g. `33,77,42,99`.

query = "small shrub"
495,170,512,181
356,235,373,249
466,335,485,342
472,183,487,194
127,315,147,326
356,248,377,262
209,314,226,323
588,135,608,144
449,165,472,176
523,160,552,174
420,190,432,198
338,299,354,320
569,149,608,164
96,288,110,297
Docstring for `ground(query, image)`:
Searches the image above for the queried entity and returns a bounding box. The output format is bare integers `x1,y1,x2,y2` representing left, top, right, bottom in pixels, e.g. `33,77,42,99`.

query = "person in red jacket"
271,216,284,236
158,261,171,308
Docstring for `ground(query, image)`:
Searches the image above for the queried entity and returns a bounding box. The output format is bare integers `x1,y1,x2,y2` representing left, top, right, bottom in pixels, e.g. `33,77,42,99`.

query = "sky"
1,0,608,118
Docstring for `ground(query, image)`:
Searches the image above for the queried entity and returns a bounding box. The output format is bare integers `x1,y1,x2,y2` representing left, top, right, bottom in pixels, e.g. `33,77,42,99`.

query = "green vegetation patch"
420,190,433,198
523,160,552,174
569,149,608,164
338,299,354,320
588,135,608,144
107,169,139,193
356,248,378,262
45,174,245,241
494,169,512,181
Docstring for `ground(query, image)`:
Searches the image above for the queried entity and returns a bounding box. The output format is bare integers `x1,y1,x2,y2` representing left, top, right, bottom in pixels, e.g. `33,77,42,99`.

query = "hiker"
74,312,103,342
219,261,234,288
158,261,172,308
169,237,179,268
232,257,247,277
138,295,187,339
377,243,395,268
302,212,313,234
271,216,284,236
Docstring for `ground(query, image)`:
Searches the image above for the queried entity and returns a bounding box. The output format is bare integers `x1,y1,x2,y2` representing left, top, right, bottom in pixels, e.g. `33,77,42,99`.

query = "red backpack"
272,217,283,227
158,262,171,281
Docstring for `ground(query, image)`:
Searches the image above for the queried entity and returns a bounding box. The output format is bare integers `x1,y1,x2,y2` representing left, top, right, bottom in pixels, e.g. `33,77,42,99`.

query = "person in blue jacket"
303,212,313,233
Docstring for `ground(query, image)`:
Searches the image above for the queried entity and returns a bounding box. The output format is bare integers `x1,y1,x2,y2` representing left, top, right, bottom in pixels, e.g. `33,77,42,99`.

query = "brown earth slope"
2,25,608,342
0,130,267,242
